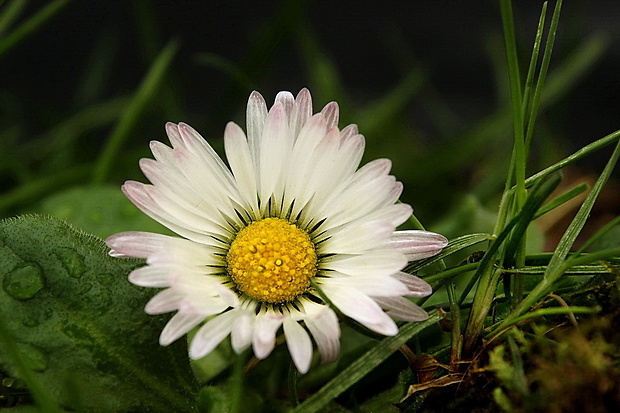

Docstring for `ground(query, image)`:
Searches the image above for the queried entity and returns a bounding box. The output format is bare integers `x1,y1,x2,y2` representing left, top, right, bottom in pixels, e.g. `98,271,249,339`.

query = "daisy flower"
106,88,448,373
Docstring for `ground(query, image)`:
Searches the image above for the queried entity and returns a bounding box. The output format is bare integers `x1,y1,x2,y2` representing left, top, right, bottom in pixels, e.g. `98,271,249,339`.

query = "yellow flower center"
226,217,317,304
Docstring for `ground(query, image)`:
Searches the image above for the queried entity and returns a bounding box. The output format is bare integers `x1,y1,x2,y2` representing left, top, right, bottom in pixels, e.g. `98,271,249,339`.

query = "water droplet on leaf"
3,263,44,300
55,247,86,278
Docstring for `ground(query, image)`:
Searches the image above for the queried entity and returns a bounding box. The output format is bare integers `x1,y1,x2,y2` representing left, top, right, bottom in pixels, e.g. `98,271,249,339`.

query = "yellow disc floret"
226,218,317,304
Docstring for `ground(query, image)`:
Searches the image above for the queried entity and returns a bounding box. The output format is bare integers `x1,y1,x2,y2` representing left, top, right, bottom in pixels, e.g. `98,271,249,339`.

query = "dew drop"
55,247,86,278
3,263,44,300
2,377,15,387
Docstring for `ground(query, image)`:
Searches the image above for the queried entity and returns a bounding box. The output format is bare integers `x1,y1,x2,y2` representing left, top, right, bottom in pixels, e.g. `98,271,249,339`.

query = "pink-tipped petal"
390,230,449,260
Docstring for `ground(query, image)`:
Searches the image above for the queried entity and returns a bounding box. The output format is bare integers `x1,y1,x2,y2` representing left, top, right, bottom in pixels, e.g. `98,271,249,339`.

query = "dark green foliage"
0,215,197,411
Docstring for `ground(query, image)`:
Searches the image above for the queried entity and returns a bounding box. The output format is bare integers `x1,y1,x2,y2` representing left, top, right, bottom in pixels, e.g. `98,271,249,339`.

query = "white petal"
323,250,407,277
274,91,295,120
320,101,339,130
390,230,448,260
374,297,429,322
246,91,268,166
165,122,183,146
303,305,340,364
318,203,413,238
320,284,397,335
160,312,205,346
258,103,290,205
215,284,241,308
290,88,313,138
189,310,238,359
139,157,227,225
144,288,182,314
339,124,358,140
283,318,313,374
224,121,259,215
322,220,395,254
121,181,227,246
300,129,364,218
252,312,284,359
168,273,223,296
231,311,253,353
309,158,393,223
106,231,167,258
286,115,330,217
178,296,229,317
321,274,410,297
392,272,433,297
128,265,170,288
319,176,401,231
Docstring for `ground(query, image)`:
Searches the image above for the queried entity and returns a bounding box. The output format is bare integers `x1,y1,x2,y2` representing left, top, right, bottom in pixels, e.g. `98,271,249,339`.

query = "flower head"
106,89,448,373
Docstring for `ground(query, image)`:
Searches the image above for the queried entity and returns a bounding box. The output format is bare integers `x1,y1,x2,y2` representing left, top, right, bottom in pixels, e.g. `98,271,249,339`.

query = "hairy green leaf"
0,215,197,411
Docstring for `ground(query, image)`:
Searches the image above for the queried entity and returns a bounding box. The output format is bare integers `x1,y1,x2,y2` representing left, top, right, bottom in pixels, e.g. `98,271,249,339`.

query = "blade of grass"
423,262,479,290
463,174,561,355
293,310,442,413
543,141,620,276
524,0,562,150
499,139,620,328
92,40,178,183
572,216,620,256
0,0,27,36
446,281,462,365
489,306,598,336
500,0,525,198
521,2,547,126
534,183,588,220
525,128,620,186
0,0,71,60
502,263,614,276
524,252,620,266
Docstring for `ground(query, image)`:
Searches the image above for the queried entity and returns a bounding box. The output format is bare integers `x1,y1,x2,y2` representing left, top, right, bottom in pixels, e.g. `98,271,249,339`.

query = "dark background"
3,1,619,139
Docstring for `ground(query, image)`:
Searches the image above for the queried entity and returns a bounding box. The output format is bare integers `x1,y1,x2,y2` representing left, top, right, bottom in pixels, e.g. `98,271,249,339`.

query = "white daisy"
106,88,448,373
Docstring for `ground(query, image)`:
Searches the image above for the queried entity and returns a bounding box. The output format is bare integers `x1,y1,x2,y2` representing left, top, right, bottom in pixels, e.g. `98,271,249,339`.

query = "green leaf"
0,215,197,411
37,185,171,239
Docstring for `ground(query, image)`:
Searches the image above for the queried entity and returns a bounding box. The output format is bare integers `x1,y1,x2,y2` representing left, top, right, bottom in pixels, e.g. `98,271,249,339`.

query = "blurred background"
1,0,618,246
